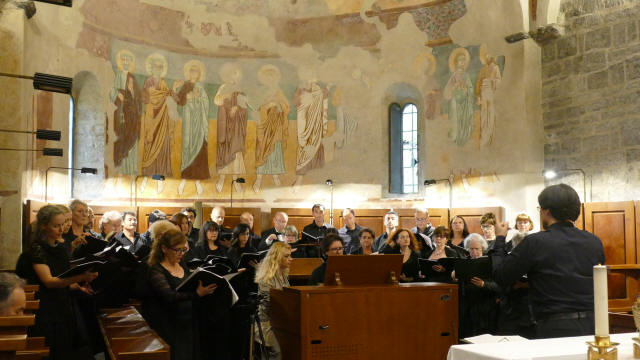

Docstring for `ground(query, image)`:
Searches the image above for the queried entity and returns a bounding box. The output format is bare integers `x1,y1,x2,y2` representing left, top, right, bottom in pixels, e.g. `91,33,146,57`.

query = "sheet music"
462,334,529,344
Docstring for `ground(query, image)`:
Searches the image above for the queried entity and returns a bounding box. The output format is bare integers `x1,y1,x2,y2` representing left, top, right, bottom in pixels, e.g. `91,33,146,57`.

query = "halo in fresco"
145,53,168,77
413,51,437,76
183,59,206,82
448,47,470,72
116,49,135,72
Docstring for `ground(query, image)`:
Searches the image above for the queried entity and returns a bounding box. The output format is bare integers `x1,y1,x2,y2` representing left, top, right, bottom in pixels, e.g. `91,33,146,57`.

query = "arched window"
389,103,419,194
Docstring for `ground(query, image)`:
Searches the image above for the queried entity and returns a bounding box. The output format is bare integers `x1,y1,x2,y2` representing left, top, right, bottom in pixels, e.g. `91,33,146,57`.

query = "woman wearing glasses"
308,234,344,285
144,229,216,360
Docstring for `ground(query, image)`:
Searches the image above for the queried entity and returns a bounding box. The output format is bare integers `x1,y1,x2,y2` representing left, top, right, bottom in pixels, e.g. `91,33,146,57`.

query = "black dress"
458,278,500,338
144,263,196,360
382,246,420,282
422,246,459,283
193,241,228,260
227,245,258,360
15,240,92,360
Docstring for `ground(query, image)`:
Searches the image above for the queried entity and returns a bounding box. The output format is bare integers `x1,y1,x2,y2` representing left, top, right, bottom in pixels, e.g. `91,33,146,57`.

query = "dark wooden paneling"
585,201,636,312
449,207,504,234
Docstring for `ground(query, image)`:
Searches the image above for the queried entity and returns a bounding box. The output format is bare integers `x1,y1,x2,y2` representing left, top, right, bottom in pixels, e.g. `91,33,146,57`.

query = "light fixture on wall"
0,147,62,157
0,129,61,141
33,0,72,7
131,174,165,208
44,166,97,202
230,177,246,209
424,178,453,209
542,168,589,202
0,72,72,94
325,179,334,226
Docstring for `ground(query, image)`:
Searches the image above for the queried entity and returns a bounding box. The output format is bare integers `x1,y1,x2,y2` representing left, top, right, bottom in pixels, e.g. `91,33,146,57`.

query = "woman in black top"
308,234,344,285
448,216,470,258
351,228,375,255
228,223,259,360
15,205,98,360
62,200,101,257
144,229,216,360
192,221,228,260
382,228,420,282
424,226,459,283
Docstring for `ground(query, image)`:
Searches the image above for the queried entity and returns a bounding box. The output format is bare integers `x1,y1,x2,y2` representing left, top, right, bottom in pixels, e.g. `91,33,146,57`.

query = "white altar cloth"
448,332,638,360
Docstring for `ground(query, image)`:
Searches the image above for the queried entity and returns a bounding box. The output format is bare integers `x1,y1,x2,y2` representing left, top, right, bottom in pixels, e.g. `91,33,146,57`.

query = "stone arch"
70,71,105,199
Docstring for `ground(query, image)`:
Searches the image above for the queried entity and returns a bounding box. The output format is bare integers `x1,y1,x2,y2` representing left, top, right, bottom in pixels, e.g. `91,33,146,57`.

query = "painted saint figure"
109,49,141,175
253,65,290,193
141,53,175,193
292,68,331,190
476,45,502,148
444,48,474,146
174,60,210,195
214,63,248,193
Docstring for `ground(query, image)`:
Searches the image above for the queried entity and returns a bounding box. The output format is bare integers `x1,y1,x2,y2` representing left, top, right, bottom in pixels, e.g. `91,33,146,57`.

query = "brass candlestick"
587,335,619,360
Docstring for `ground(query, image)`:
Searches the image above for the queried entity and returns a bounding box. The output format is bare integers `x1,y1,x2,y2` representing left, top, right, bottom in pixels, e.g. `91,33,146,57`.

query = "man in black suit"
258,211,288,251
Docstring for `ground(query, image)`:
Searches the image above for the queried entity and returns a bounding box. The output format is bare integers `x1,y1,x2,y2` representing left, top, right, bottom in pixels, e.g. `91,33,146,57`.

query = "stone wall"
542,0,640,202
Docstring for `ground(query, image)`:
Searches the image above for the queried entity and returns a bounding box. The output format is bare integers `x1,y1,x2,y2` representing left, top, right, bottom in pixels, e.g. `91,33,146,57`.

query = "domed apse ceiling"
76,0,466,59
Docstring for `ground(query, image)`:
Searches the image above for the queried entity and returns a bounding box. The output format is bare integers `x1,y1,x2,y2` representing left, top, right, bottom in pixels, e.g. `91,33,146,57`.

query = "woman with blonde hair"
254,241,292,360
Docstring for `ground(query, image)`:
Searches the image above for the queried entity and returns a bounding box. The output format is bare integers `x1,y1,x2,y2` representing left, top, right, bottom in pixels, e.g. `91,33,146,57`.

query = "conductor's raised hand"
432,264,445,273
495,221,509,237
196,281,217,297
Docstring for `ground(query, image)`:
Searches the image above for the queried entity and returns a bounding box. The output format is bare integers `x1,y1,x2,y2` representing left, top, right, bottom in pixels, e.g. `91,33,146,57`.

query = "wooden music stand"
323,254,403,286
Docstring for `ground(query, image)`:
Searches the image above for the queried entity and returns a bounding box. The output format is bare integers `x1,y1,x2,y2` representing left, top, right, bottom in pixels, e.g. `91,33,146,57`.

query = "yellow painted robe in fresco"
141,76,174,176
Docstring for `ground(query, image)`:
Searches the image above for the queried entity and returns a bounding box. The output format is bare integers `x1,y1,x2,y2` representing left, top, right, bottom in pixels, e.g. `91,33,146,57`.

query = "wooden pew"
0,316,35,336
0,334,27,360
98,307,170,360
15,337,49,360
289,258,323,286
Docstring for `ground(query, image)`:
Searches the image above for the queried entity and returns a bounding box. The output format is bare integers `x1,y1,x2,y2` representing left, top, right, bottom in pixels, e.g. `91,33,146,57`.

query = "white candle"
593,265,609,337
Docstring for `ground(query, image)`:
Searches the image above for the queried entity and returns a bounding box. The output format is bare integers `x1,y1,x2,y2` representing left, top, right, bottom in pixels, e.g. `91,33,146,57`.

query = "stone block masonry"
542,0,640,202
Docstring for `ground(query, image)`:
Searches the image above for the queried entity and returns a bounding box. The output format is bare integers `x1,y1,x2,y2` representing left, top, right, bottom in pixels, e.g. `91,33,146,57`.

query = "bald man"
211,206,232,247
411,208,435,256
239,211,261,248
259,212,288,251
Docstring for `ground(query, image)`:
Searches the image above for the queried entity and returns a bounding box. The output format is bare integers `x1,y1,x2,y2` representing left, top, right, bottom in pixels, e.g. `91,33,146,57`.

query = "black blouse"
144,263,196,360
15,240,74,322
382,246,420,282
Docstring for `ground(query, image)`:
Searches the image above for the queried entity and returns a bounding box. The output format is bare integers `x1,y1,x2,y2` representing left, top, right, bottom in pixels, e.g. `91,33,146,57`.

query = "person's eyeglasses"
481,225,494,230
170,247,189,254
329,247,343,253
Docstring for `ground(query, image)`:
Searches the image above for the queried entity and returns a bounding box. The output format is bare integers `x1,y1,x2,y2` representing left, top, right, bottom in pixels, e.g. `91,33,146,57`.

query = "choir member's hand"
249,260,259,268
237,268,247,273
432,265,445,273
495,221,509,237
196,281,217,297
77,283,95,296
470,277,485,288
451,270,458,282
71,234,89,250
79,271,99,283
267,234,278,242
399,274,409,282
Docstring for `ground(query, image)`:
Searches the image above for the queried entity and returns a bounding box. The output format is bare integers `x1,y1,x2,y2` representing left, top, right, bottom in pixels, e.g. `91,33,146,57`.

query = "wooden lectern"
270,255,458,360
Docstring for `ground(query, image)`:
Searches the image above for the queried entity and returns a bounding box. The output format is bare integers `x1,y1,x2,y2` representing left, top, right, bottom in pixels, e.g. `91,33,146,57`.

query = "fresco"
105,40,357,195
429,43,505,148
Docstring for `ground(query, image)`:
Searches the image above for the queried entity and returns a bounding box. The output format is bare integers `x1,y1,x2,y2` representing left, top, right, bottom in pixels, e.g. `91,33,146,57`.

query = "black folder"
237,250,269,269
58,260,106,278
419,257,456,280
175,267,240,306
453,257,492,282
187,255,236,272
